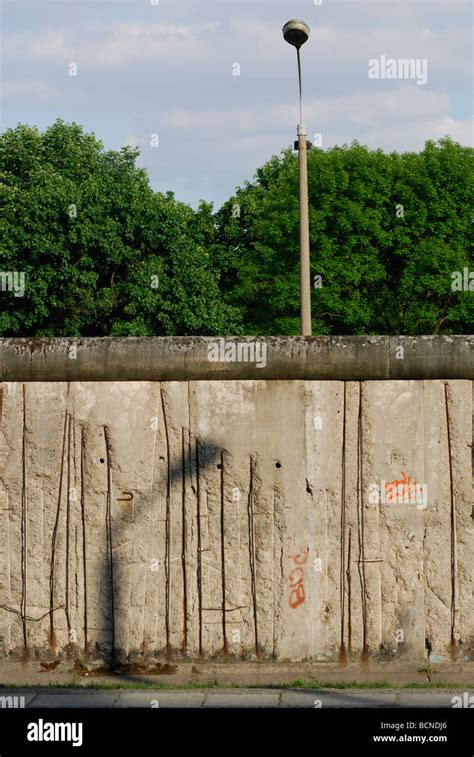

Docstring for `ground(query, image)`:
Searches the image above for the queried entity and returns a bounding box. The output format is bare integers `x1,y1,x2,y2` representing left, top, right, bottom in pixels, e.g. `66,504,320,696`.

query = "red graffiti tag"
288,548,309,608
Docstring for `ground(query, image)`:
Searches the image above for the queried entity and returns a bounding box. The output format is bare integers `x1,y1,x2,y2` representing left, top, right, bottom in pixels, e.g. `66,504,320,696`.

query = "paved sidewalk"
0,688,468,708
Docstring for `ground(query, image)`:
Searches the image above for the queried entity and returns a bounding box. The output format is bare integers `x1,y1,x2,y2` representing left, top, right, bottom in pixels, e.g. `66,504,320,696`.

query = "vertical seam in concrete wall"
340,382,347,662
357,382,368,660
159,386,171,659
49,409,68,650
72,416,78,637
185,382,192,652
65,413,72,637
472,381,474,508
20,384,28,654
181,427,188,652
150,388,160,650
271,486,284,662
421,380,427,657
220,450,227,654
80,427,88,656
248,455,260,660
103,425,115,662
347,527,352,653
272,489,276,660
444,382,457,654
195,438,203,656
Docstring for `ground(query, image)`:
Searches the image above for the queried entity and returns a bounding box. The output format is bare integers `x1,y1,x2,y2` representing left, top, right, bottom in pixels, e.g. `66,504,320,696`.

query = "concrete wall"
1,335,473,381
0,338,472,664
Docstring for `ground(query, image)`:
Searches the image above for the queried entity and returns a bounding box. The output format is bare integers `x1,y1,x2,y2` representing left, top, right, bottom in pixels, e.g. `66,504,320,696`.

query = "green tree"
214,138,473,335
1,122,472,337
0,120,242,336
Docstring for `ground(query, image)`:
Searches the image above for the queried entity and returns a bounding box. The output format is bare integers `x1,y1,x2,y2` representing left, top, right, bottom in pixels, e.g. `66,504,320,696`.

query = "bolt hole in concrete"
217,463,222,469
159,456,165,461
99,458,105,464
275,462,282,468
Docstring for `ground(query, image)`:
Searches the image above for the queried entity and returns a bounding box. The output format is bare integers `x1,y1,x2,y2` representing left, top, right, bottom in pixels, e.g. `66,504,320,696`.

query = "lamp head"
282,19,310,49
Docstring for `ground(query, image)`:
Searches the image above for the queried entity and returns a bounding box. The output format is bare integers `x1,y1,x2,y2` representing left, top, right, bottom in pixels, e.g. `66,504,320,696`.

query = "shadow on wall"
49,411,225,669
98,428,223,669
3,382,276,673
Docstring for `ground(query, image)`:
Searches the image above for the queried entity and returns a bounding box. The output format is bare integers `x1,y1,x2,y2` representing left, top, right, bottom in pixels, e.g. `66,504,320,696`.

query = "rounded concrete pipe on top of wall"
0,335,472,381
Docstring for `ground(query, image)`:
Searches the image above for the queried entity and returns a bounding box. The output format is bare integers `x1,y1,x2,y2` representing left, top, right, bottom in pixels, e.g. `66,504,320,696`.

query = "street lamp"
282,19,312,336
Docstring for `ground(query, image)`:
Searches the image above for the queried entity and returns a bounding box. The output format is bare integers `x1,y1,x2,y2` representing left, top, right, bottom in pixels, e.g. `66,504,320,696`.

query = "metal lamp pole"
283,19,312,336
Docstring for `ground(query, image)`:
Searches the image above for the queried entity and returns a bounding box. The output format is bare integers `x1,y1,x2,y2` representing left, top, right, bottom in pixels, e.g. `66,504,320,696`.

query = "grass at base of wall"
0,680,473,690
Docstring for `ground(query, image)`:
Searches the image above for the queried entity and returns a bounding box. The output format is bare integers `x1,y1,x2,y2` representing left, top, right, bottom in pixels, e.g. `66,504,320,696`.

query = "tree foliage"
1,120,472,336
214,138,473,335
0,120,241,336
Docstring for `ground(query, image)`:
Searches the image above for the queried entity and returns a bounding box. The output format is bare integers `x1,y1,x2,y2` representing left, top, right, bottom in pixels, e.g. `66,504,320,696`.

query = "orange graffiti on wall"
288,547,309,608
385,469,417,503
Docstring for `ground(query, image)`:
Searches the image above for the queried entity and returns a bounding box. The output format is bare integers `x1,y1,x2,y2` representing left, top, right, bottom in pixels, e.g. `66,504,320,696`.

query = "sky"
0,0,472,209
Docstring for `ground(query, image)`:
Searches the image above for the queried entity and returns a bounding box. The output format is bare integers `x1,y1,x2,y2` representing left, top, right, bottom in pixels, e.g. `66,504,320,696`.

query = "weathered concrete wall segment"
0,378,472,663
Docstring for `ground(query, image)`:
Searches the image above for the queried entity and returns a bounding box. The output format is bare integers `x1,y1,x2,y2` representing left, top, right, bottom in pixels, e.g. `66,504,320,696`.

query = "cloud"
1,80,61,103
3,30,71,63
3,22,221,69
161,87,458,134
159,86,472,161
305,87,451,127
122,135,140,149
360,116,473,151
162,107,261,130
